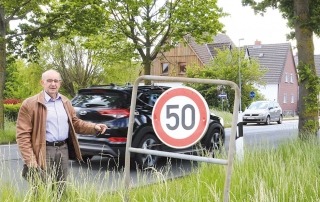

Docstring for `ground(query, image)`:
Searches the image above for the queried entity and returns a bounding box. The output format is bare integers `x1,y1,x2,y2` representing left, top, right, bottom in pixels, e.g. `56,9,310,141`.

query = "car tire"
132,126,161,169
265,116,270,125
277,115,283,124
203,123,225,157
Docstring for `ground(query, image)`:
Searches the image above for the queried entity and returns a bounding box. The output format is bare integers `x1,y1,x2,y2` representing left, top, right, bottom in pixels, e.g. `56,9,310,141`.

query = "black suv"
71,84,225,167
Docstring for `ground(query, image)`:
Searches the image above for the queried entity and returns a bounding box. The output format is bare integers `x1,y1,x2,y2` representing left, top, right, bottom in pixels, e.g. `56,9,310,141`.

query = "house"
151,35,298,116
246,41,298,116
151,34,234,77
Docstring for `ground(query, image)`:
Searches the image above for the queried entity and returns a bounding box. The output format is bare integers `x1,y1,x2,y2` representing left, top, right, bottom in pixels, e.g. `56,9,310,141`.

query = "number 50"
166,104,195,130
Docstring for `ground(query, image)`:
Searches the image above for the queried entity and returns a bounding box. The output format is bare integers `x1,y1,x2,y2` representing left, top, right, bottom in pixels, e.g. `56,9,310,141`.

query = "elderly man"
16,69,108,195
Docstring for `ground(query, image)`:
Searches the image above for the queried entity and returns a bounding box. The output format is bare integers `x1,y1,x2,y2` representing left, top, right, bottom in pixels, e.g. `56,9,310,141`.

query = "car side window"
148,93,160,106
72,93,127,108
268,102,274,109
136,90,164,107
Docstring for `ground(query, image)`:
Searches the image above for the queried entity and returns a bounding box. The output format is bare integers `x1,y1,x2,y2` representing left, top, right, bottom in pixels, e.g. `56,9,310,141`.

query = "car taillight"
108,137,127,143
98,109,130,118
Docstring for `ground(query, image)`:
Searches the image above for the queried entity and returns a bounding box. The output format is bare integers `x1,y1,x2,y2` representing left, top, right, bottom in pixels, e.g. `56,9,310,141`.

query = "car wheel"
203,123,225,157
265,116,270,125
277,115,283,124
132,127,161,169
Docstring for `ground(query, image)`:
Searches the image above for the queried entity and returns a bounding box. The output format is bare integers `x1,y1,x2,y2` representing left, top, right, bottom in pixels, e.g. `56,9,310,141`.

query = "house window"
179,62,186,74
291,94,294,103
161,63,169,74
290,73,293,83
285,73,288,83
283,93,287,103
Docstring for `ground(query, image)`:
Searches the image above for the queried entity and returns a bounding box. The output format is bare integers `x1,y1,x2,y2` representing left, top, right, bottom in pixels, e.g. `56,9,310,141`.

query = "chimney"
255,40,261,45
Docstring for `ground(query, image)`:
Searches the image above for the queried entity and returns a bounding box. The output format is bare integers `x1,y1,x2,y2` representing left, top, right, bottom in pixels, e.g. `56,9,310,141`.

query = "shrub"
4,103,21,121
0,119,16,144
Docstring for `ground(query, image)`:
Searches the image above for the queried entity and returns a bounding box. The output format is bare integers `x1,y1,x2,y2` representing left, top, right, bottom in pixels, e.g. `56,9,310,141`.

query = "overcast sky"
218,0,320,54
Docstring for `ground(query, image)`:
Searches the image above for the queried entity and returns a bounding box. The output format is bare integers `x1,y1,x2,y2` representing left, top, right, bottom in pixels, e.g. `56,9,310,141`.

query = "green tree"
38,37,107,97
5,60,43,99
0,0,62,129
186,48,266,112
81,33,141,86
106,0,225,83
1,0,135,128
37,37,140,97
102,62,141,86
46,0,225,85
242,0,320,136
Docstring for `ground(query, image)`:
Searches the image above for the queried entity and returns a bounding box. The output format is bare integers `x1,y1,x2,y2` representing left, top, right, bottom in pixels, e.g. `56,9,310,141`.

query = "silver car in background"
242,101,283,125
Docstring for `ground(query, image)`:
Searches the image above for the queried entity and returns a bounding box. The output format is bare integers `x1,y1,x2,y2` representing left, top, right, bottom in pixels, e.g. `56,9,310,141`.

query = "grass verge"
0,118,17,144
1,138,320,201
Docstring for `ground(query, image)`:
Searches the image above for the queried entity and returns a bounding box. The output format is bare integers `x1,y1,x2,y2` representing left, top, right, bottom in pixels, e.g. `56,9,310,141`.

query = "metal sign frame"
124,75,240,202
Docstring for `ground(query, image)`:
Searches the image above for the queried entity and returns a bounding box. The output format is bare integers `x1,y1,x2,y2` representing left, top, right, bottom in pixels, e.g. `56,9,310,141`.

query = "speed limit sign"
152,86,210,149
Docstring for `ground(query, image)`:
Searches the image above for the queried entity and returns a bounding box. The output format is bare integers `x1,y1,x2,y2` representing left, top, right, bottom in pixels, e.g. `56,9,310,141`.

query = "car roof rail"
89,83,122,89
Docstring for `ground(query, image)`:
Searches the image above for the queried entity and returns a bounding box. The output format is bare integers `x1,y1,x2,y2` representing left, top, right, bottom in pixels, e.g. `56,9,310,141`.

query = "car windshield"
248,102,269,110
72,92,128,108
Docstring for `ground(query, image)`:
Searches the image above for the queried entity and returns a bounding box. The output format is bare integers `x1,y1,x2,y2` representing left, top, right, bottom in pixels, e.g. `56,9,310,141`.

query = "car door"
274,102,281,120
268,102,276,121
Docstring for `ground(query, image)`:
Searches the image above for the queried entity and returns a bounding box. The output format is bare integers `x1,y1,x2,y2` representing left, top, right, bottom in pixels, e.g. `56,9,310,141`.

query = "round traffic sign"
152,86,210,149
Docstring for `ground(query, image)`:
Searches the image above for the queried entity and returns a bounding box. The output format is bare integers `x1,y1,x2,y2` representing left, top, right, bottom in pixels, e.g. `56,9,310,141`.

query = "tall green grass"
211,109,233,128
230,139,320,201
1,139,320,201
0,118,17,144
1,113,318,201
122,139,320,201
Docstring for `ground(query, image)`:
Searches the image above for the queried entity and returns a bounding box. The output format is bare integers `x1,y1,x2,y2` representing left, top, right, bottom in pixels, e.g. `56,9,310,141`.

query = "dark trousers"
45,143,69,194
22,143,69,197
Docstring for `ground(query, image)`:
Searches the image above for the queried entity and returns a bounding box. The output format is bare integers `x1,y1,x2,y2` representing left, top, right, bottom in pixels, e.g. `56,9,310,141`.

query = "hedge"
4,103,21,121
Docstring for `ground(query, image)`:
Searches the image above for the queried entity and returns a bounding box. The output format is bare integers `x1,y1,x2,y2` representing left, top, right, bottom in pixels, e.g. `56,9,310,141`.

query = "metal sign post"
124,75,240,202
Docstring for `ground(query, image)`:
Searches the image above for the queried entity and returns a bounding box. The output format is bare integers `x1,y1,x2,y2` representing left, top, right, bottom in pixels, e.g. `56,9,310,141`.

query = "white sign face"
152,86,210,149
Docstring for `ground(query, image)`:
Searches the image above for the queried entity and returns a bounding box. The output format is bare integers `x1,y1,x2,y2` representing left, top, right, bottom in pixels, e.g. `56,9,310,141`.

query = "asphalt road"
225,119,299,150
0,144,197,196
0,120,300,196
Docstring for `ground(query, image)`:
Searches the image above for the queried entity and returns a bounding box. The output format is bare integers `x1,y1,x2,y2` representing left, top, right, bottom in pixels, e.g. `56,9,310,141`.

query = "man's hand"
22,164,45,181
94,124,108,135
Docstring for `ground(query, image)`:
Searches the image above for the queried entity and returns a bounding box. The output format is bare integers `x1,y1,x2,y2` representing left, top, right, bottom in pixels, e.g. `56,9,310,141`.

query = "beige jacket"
16,91,96,169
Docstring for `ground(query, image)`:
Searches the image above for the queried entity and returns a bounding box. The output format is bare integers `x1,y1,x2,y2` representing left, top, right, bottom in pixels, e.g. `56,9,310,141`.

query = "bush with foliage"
186,48,266,112
4,103,21,121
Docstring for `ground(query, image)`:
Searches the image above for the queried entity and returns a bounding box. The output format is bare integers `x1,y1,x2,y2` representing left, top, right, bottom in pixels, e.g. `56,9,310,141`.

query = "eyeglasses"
46,79,62,83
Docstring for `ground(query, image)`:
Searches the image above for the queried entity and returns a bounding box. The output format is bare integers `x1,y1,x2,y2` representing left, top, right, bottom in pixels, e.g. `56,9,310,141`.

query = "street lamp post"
238,38,244,112
237,38,245,161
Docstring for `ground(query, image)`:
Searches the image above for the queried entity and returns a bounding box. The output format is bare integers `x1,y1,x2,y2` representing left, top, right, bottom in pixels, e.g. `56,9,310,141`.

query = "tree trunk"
294,0,319,137
0,7,6,130
143,60,152,85
143,43,152,85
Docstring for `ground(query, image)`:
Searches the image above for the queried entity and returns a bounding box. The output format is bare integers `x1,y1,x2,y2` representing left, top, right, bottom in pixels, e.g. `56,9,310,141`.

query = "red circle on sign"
152,87,209,149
